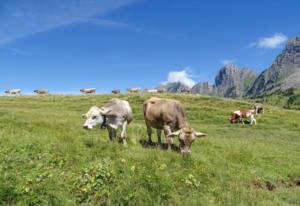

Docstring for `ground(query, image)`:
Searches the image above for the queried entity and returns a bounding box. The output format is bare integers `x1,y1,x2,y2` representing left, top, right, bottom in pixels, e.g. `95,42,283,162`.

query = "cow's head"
229,113,239,123
82,106,111,130
167,127,207,154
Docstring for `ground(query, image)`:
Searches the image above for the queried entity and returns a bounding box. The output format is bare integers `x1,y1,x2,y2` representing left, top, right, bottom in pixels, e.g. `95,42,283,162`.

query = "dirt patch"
251,178,300,191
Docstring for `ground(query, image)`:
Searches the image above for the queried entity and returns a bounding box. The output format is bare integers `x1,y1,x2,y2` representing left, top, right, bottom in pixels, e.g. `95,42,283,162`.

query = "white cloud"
163,69,196,88
220,59,237,65
250,33,288,49
0,0,140,46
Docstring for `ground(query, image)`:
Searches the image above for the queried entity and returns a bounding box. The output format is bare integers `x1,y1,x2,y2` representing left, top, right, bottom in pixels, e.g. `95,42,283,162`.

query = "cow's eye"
92,116,97,119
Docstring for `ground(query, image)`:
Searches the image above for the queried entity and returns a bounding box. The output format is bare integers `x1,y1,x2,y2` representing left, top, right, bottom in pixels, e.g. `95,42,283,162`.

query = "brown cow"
34,89,49,95
143,97,207,153
254,103,264,114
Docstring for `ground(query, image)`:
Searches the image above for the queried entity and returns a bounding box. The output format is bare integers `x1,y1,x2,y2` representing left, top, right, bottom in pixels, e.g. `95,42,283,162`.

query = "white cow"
4,89,21,95
127,88,141,93
82,98,133,145
80,88,96,94
144,89,158,93
230,109,257,125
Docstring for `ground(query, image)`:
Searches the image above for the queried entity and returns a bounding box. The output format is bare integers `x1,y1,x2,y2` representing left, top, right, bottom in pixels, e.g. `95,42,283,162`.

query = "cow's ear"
195,131,207,138
167,130,181,138
99,107,112,115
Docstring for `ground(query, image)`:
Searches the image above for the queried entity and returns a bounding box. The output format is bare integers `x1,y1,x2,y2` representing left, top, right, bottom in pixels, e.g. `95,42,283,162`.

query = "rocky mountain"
247,35,300,96
158,35,300,99
159,65,258,98
215,64,259,98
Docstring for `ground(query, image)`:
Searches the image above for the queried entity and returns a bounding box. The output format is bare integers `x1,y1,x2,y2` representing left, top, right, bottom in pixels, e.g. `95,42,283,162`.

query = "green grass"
0,94,299,206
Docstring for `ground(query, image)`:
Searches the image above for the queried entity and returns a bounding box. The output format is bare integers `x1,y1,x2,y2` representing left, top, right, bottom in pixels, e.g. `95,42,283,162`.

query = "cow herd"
82,97,264,154
3,88,168,95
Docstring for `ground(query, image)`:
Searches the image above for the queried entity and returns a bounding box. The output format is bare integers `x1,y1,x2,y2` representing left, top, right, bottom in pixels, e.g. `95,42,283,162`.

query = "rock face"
215,64,259,98
247,35,300,96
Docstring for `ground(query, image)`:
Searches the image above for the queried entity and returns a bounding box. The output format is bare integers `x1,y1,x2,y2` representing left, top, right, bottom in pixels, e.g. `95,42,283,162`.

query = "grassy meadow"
0,94,299,206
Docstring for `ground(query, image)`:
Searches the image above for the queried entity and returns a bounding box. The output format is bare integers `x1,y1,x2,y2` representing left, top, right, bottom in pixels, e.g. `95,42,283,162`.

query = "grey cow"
82,98,133,145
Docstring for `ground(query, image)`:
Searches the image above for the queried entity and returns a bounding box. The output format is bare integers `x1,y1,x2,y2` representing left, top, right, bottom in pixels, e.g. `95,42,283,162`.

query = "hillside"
0,94,300,205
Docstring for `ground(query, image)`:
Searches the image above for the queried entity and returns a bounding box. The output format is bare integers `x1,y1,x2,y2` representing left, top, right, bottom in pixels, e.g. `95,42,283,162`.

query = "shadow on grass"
139,139,180,153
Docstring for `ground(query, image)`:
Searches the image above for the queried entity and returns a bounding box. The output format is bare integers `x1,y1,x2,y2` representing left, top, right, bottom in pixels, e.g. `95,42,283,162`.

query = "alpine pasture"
0,94,299,206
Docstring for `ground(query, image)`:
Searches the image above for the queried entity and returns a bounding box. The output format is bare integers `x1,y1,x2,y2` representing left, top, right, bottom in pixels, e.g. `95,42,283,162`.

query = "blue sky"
0,0,299,94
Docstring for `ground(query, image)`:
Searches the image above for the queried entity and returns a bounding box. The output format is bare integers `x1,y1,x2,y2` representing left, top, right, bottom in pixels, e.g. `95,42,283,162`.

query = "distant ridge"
158,35,300,99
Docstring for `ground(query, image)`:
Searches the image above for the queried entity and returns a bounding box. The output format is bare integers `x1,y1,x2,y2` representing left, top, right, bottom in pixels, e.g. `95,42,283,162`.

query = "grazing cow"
82,98,133,145
229,109,257,125
144,89,158,93
127,88,141,93
254,103,264,114
80,88,96,94
34,89,49,95
112,89,121,94
143,97,207,153
4,89,21,95
180,88,191,94
157,88,166,93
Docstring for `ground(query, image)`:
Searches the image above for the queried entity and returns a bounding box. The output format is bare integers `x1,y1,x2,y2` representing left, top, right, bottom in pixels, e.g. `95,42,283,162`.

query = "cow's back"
143,97,187,130
104,98,133,123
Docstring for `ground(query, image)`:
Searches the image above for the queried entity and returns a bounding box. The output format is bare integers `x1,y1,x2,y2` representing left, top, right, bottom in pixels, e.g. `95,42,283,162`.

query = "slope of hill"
0,94,299,205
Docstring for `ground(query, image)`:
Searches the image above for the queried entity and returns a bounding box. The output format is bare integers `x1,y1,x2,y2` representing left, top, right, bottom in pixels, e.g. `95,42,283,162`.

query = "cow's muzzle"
83,125,89,130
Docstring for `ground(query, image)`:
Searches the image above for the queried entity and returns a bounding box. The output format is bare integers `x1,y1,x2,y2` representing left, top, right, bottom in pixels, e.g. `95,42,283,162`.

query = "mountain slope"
247,36,300,96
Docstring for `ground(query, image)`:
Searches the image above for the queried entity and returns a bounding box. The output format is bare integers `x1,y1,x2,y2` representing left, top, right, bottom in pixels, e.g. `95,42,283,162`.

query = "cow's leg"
239,117,244,125
147,125,152,144
107,127,117,141
157,129,162,146
120,121,128,145
250,115,257,125
163,125,172,150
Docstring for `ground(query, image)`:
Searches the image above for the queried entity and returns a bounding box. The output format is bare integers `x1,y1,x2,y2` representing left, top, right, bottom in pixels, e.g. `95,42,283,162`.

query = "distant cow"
230,109,257,125
34,89,49,95
254,103,264,114
127,88,141,93
82,98,133,145
80,88,96,94
180,88,191,94
157,88,166,93
144,89,158,93
112,89,121,94
143,97,207,153
4,89,21,95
